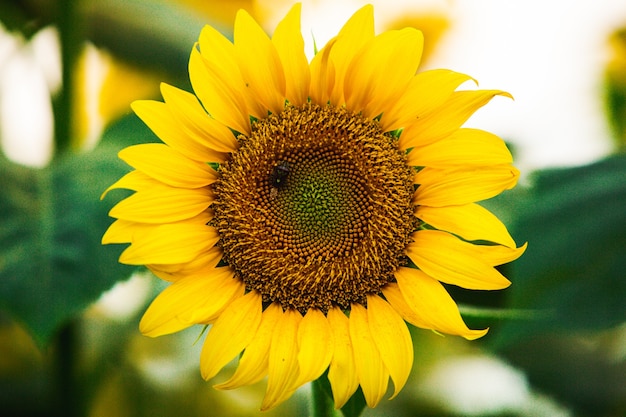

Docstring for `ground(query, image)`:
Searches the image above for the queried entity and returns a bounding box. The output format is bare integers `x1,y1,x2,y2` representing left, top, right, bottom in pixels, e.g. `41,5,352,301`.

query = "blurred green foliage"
0,1,625,417
498,155,626,342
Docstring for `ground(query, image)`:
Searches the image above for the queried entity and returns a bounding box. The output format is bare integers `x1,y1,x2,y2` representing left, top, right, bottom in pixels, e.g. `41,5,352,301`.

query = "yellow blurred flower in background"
103,3,524,410
72,45,160,150
605,26,626,151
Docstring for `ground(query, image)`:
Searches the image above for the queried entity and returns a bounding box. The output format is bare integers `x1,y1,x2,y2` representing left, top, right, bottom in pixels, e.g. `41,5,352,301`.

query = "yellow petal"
234,9,285,115
474,242,527,266
414,165,520,207
382,69,474,132
131,99,227,163
198,24,240,77
119,223,219,265
214,302,282,390
105,209,211,245
109,186,211,223
407,128,513,168
118,143,218,188
188,45,250,134
416,203,516,248
406,230,511,290
272,3,310,106
102,218,148,244
349,303,389,408
160,83,238,152
392,268,488,340
148,247,222,282
399,90,512,149
200,290,263,380
294,308,333,388
366,294,413,399
381,283,430,329
139,267,244,337
345,28,423,118
100,170,158,200
309,37,336,104
328,4,375,105
261,308,302,411
327,307,359,409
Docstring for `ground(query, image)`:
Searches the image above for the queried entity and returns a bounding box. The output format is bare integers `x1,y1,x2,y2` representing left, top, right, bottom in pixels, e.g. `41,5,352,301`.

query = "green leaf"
0,143,135,347
494,155,626,346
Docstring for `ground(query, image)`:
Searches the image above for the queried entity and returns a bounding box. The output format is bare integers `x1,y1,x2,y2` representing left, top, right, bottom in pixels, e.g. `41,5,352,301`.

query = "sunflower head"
103,3,525,411
213,103,416,314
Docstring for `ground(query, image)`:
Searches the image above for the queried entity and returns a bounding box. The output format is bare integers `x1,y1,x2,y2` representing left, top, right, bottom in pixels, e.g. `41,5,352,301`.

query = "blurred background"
0,0,625,416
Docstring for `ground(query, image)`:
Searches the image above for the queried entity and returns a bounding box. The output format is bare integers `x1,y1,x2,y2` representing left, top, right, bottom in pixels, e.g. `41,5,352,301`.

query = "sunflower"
102,3,525,411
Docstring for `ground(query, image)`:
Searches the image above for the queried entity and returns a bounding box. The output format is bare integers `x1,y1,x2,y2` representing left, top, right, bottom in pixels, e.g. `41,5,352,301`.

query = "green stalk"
311,377,338,417
53,0,82,155
53,321,81,417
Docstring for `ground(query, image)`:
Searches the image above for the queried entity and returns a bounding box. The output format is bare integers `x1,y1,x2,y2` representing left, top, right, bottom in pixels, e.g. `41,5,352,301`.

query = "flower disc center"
212,104,415,312
273,148,369,261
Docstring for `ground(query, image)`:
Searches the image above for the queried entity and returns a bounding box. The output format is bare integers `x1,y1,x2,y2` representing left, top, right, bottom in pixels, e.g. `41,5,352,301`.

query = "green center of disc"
277,150,362,247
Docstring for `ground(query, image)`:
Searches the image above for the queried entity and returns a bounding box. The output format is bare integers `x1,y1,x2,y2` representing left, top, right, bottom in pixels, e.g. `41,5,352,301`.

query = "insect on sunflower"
102,3,526,411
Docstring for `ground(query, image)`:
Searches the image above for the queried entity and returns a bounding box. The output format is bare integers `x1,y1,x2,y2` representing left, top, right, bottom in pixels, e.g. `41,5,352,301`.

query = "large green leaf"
494,155,626,345
0,142,135,347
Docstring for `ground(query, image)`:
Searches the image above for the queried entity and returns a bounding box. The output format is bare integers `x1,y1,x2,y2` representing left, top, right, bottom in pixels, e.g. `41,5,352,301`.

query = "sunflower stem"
52,320,82,417
458,304,552,320
311,377,338,417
